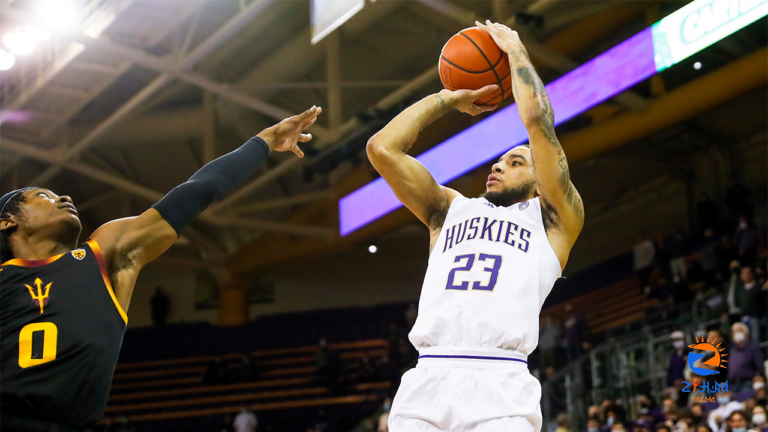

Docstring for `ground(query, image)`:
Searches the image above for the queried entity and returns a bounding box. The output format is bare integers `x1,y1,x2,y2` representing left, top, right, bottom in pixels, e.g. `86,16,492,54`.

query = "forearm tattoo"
513,61,584,227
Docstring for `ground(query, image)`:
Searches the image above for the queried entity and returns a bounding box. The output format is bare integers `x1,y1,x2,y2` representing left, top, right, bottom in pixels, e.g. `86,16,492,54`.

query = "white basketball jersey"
409,196,562,355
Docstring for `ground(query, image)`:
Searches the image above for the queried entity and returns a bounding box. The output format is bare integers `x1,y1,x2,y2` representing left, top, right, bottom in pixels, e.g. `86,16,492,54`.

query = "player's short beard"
482,179,536,207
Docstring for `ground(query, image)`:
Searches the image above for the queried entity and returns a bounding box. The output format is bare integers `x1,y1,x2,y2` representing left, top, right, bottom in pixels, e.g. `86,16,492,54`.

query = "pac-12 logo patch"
519,201,530,211
72,249,86,260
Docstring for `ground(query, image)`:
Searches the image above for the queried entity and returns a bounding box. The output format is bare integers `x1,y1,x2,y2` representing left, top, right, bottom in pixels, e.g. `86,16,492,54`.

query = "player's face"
17,189,81,237
486,147,537,194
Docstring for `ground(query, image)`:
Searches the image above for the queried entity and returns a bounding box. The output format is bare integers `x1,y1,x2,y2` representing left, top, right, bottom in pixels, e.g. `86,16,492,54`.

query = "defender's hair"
0,192,26,263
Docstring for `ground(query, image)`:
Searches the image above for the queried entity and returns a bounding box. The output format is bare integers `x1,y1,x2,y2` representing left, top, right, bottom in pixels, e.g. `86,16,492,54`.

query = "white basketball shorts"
388,347,542,432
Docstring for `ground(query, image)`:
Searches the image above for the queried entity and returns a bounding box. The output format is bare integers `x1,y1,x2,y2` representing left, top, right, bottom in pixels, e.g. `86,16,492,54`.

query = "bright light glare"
368,245,378,254
36,0,80,32
3,32,35,55
24,25,50,41
0,49,15,70
693,61,702,70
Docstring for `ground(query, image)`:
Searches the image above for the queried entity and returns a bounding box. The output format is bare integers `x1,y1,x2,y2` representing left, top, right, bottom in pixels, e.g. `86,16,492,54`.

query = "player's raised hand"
475,20,529,61
439,86,499,116
257,106,323,158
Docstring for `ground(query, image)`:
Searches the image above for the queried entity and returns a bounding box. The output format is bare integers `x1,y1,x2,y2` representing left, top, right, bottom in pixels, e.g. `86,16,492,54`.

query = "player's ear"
0,217,18,232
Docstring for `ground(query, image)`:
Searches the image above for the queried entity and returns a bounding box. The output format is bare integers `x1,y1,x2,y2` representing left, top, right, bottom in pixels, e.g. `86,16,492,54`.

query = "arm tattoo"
436,94,448,111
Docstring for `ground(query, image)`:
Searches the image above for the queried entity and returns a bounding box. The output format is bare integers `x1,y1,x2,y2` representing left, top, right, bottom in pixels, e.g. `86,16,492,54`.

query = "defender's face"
17,189,81,235
486,147,536,194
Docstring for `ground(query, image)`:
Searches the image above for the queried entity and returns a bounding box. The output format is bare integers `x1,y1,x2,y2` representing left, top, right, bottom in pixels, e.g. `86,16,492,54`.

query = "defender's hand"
257,106,322,158
475,20,529,60
439,86,499,116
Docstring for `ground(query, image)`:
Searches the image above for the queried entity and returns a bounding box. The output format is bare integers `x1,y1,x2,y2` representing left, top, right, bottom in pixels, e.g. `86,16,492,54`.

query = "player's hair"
0,193,25,263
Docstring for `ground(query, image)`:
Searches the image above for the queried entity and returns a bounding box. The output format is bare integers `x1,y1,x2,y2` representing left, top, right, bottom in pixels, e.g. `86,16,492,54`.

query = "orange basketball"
439,27,512,106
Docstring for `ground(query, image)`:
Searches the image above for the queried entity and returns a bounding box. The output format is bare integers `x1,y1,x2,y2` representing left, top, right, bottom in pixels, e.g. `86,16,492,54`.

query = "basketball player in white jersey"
366,21,584,432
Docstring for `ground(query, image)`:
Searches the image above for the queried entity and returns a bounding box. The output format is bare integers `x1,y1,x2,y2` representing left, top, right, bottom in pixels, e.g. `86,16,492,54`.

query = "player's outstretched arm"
477,21,584,246
91,106,321,311
367,87,497,232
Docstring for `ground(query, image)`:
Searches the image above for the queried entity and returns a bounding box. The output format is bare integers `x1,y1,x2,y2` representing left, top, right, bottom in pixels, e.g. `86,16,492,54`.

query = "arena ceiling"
1,0,766,280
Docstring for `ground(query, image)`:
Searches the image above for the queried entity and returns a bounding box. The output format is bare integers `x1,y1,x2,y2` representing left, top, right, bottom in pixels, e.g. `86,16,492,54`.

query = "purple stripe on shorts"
418,354,527,364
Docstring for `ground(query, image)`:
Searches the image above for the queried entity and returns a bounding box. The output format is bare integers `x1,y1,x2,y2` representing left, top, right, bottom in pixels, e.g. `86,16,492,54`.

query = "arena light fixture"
35,0,80,33
338,0,768,236
0,49,15,71
368,245,378,254
3,31,36,55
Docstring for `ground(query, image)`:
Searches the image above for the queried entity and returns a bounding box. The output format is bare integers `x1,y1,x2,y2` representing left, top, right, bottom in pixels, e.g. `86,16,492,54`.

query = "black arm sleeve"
152,137,270,236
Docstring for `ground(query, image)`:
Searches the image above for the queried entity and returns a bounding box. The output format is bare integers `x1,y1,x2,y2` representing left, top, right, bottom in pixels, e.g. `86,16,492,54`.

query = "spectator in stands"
658,424,672,432
728,323,765,393
756,387,768,410
699,229,722,288
150,287,170,326
563,303,585,363
540,315,562,370
666,407,681,428
611,423,627,432
556,413,572,432
726,261,746,321
738,267,767,343
378,398,392,432
639,393,665,424
726,179,752,224
750,406,767,432
234,407,257,432
668,331,689,388
698,192,720,232
708,391,743,432
634,420,653,432
669,225,689,283
587,416,602,432
405,303,417,329
734,218,759,267
603,405,627,432
692,403,706,426
635,233,657,293
726,410,749,432
698,425,714,432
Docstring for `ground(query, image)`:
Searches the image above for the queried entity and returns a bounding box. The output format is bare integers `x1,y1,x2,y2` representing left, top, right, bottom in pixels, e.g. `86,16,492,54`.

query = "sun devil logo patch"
72,249,86,260
25,278,52,314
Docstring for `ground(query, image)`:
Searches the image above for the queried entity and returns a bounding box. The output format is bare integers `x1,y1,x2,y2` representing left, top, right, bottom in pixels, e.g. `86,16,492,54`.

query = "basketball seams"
458,32,506,100
440,56,497,74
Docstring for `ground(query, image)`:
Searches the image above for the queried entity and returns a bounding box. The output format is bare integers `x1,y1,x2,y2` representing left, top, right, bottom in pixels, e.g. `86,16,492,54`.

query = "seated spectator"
603,405,627,432
699,426,714,432
638,408,657,426
738,266,767,344
635,233,657,292
233,407,257,432
728,323,765,394
709,391,744,432
378,398,392,432
669,332,688,387
556,413,572,432
750,406,767,432
692,403,707,426
588,405,602,421
726,410,749,432
657,424,672,432
640,393,666,424
587,416,602,432
611,423,627,432
669,225,689,283
634,420,652,432
734,218,758,266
